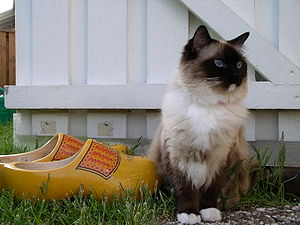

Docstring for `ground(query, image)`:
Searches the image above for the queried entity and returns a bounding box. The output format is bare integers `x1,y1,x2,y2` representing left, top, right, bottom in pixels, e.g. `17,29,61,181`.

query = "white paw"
177,213,201,224
200,208,222,222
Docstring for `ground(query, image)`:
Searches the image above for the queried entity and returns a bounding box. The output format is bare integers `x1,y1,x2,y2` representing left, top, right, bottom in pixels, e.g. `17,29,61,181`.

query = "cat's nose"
234,78,243,86
230,75,242,86
233,71,239,76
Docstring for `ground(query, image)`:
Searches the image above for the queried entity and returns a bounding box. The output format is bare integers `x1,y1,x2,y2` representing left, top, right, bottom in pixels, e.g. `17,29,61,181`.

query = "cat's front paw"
200,208,222,222
177,213,201,224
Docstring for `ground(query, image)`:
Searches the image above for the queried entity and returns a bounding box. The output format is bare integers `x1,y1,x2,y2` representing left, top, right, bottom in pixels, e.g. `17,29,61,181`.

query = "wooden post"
0,32,7,87
0,31,15,87
8,32,15,85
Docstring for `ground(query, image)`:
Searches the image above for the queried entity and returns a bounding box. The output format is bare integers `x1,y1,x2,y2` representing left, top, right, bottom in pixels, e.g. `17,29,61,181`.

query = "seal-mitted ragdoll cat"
148,26,253,224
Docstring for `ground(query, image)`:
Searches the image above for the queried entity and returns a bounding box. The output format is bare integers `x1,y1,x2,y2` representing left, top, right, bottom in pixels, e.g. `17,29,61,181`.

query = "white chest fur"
162,89,248,150
162,90,248,188
186,103,247,150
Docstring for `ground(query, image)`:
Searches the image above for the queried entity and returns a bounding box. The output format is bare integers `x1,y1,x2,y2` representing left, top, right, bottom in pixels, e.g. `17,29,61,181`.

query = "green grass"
0,121,28,155
0,187,175,225
0,122,298,224
238,133,299,208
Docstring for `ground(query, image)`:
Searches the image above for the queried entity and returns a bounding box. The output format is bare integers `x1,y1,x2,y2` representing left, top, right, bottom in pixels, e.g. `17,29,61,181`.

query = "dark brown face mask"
181,25,249,91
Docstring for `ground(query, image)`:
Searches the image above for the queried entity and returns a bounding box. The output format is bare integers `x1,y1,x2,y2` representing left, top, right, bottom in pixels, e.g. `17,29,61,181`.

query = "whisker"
202,77,221,81
210,81,221,85
208,81,222,88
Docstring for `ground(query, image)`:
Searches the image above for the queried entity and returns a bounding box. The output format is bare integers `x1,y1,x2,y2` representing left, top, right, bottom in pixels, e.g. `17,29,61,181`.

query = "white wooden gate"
5,0,300,164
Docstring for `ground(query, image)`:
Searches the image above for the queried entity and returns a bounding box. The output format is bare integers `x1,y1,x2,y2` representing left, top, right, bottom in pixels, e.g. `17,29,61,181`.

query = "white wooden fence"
5,0,300,164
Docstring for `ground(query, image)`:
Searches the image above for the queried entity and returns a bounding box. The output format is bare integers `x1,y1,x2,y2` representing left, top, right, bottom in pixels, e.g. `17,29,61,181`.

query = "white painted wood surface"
69,0,87,85
127,0,147,84
87,112,127,138
5,85,166,109
15,0,32,85
277,0,300,142
68,110,87,137
147,0,188,83
146,112,161,139
87,0,127,84
10,0,300,145
279,0,300,67
220,0,255,27
127,110,147,139
254,0,279,47
13,110,32,135
245,111,255,142
5,83,300,109
278,111,300,141
32,112,68,136
255,110,278,141
31,0,69,85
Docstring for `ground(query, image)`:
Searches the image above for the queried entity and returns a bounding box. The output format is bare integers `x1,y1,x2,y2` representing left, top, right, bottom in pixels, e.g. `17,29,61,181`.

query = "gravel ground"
162,204,300,225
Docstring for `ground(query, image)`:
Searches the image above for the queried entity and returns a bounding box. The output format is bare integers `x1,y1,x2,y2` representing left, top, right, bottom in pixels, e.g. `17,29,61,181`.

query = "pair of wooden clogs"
0,134,160,200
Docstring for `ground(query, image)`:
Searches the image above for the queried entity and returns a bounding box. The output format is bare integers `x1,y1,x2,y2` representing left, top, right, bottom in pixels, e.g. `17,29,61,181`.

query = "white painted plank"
15,0,32,85
32,112,68,136
245,110,255,141
220,0,255,27
255,110,278,140
188,11,203,38
5,84,165,109
147,0,188,83
127,110,147,139
31,0,69,85
87,112,127,138
188,12,220,40
5,83,300,109
68,110,87,137
127,0,147,84
146,111,161,139
179,0,300,84
14,110,32,135
279,0,300,67
69,0,87,85
87,0,127,84
245,82,300,109
247,65,256,82
278,111,300,141
255,0,279,48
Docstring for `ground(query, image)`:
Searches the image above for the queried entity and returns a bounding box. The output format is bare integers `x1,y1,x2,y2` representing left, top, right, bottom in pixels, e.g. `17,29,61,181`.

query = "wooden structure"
5,0,300,165
0,31,15,87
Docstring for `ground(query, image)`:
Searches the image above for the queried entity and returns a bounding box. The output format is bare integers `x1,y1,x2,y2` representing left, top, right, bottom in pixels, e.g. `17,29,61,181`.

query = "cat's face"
180,26,249,94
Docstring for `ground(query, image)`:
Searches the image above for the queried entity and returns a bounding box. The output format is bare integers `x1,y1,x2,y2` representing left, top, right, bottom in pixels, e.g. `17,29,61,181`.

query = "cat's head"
180,25,249,103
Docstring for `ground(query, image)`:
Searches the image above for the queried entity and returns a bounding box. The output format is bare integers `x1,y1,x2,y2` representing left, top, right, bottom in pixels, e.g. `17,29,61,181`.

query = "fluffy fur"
148,26,254,224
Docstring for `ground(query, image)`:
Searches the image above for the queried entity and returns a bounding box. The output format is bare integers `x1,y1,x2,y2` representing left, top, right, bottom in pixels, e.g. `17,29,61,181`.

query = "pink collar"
217,100,227,106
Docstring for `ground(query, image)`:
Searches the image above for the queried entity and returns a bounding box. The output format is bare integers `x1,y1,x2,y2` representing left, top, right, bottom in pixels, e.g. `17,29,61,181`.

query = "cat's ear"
192,26,213,50
228,32,250,48
181,26,213,61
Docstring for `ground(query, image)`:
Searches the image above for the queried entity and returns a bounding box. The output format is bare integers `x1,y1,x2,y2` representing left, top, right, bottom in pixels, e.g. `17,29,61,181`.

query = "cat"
147,25,253,224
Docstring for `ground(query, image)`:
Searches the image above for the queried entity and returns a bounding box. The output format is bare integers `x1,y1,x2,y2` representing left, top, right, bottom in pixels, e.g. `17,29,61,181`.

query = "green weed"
238,133,293,208
0,187,175,225
0,121,28,155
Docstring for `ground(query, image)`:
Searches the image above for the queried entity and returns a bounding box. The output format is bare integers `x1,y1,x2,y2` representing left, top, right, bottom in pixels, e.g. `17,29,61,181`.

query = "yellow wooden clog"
0,134,129,189
0,133,85,164
3,139,160,200
0,133,85,189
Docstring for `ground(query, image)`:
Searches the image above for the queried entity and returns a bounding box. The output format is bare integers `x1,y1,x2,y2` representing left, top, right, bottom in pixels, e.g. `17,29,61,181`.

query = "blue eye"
214,59,224,68
237,61,243,69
